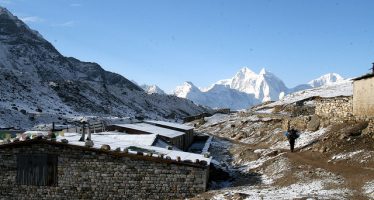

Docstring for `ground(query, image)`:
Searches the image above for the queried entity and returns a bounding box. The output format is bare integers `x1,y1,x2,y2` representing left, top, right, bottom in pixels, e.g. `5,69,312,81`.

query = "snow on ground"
259,156,291,184
203,114,231,127
212,179,350,200
234,152,283,172
254,108,273,114
363,180,374,199
202,135,213,153
330,150,364,161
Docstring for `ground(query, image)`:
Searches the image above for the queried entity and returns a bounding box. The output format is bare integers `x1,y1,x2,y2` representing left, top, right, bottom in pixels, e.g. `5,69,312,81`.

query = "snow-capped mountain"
141,84,166,95
213,67,288,102
175,67,345,110
175,82,259,110
0,7,209,128
308,73,344,88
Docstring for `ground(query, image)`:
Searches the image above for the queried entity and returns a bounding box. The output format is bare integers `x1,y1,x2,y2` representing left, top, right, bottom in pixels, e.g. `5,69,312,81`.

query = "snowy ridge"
175,67,346,110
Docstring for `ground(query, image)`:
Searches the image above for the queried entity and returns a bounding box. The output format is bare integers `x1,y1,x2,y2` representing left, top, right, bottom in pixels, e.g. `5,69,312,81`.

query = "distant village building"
352,67,374,117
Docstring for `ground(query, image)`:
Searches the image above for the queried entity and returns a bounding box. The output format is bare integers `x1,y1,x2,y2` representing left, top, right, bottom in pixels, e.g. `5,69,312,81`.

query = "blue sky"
1,0,374,93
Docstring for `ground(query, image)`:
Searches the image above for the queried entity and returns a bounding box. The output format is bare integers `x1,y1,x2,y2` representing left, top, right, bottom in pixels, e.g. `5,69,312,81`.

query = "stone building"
0,139,210,199
353,73,374,117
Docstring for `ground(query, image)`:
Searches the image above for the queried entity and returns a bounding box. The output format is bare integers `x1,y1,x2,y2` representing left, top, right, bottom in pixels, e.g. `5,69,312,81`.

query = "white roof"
24,131,49,135
58,132,157,147
113,123,185,138
144,120,194,131
56,132,211,165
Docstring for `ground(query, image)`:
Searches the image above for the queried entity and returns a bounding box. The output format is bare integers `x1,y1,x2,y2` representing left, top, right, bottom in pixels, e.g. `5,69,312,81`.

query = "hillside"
188,81,374,199
0,7,209,128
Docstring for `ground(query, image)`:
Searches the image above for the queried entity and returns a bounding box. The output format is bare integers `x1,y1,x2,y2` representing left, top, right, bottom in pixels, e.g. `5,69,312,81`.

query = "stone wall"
315,96,354,122
353,76,374,117
0,140,209,200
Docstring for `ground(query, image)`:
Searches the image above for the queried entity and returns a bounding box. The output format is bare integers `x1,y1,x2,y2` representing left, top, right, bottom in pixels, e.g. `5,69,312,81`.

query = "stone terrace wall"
0,141,208,200
315,96,354,122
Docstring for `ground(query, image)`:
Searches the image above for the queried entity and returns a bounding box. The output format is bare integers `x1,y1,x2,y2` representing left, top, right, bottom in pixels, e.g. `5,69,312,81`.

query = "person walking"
285,128,299,152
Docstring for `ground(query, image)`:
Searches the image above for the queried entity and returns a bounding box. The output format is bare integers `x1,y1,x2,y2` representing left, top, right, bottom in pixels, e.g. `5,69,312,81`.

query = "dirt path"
285,151,374,199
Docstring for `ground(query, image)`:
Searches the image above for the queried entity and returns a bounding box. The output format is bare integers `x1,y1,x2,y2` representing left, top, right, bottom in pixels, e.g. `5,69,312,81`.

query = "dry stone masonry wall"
315,96,354,122
0,141,209,200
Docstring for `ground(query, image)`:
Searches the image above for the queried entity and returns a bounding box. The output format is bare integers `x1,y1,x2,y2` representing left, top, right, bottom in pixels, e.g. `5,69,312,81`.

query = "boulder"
307,115,320,131
290,116,308,130
61,139,69,144
85,140,94,147
100,144,111,151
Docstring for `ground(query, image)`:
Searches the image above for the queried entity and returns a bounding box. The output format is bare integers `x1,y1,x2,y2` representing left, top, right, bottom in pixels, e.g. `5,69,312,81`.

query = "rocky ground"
188,98,374,200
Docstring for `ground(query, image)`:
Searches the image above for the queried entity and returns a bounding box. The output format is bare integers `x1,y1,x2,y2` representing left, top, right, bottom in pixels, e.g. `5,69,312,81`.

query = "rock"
307,115,320,131
231,193,250,200
61,139,69,144
100,145,111,151
265,150,279,157
289,116,308,130
319,147,327,153
85,140,94,148
338,134,347,140
114,147,121,152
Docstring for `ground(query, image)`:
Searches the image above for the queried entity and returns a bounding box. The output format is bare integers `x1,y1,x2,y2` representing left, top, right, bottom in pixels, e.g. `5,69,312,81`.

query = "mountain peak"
238,67,256,76
259,68,268,75
308,73,344,87
141,84,166,95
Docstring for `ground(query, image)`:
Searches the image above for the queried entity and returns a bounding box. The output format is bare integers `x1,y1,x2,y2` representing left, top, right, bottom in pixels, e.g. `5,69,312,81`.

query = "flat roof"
352,73,374,81
113,123,185,138
144,120,194,131
59,132,158,147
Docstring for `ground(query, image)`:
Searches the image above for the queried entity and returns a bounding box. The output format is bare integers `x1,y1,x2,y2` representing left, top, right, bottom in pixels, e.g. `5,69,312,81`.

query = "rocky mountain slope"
0,7,209,129
175,67,345,110
187,80,374,199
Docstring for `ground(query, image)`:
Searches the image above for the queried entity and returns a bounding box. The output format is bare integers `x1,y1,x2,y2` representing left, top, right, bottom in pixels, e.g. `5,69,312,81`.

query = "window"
16,154,58,186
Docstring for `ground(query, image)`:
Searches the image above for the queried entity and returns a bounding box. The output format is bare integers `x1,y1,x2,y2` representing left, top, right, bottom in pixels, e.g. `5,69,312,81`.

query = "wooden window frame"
16,154,58,186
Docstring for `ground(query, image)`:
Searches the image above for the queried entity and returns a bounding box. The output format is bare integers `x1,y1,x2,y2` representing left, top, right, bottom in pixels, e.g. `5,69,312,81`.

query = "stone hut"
353,73,374,118
0,139,210,199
